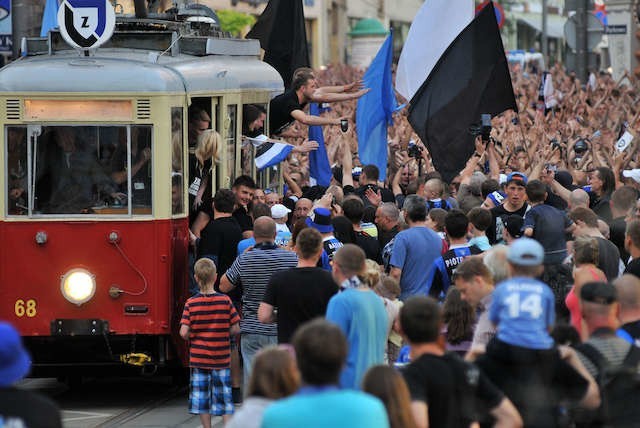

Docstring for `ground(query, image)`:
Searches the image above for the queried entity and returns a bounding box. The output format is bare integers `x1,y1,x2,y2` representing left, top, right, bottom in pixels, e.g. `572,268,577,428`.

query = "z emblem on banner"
58,0,115,49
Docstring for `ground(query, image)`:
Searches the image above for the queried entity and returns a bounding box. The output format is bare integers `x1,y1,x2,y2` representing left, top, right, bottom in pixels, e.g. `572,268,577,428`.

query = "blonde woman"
189,130,220,218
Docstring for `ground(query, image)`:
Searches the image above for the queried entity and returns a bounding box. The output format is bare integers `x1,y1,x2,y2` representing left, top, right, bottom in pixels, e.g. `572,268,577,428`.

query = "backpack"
573,343,640,427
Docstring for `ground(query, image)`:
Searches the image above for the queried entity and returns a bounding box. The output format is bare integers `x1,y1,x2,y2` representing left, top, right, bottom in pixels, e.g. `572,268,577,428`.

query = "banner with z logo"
57,0,115,49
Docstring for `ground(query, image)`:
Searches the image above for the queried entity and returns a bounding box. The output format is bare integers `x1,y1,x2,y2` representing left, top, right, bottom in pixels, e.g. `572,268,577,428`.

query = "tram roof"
0,47,284,95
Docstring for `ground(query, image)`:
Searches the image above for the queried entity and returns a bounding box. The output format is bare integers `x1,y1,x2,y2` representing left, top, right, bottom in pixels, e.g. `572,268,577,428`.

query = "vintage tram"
0,7,283,375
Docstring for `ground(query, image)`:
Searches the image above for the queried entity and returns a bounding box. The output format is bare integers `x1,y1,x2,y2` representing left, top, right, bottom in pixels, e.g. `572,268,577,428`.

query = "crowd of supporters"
181,64,640,427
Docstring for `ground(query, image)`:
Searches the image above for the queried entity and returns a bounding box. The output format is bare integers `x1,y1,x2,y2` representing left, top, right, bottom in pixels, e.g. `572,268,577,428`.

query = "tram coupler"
119,352,152,367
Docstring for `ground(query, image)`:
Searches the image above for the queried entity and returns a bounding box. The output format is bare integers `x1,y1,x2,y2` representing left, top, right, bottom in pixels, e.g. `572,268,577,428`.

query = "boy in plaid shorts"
180,258,240,427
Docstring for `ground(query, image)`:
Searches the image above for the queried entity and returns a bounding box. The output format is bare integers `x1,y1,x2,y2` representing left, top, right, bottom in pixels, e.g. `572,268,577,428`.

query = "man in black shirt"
353,164,395,208
488,172,529,244
610,186,637,264
198,189,243,295
399,296,522,428
569,207,622,281
614,274,640,346
342,196,381,263
375,202,400,249
269,67,368,136
258,228,339,343
624,219,640,279
231,175,256,239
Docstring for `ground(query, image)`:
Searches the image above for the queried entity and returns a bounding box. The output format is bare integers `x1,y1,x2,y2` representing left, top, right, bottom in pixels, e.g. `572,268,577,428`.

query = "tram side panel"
0,219,179,364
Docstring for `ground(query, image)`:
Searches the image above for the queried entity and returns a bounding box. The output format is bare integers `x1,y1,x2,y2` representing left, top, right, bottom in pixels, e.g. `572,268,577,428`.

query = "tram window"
6,127,27,215
110,126,153,212
172,107,184,215
226,105,238,183
5,125,153,216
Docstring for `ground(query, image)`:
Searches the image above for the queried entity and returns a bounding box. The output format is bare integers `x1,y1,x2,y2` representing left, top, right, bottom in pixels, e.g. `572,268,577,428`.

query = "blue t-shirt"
490,277,555,349
389,226,442,300
275,230,292,247
261,388,389,428
469,236,491,251
237,237,256,255
326,289,388,389
523,204,572,264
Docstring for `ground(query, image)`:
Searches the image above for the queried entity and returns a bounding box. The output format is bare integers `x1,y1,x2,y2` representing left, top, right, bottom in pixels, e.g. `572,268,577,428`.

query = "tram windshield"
5,125,153,216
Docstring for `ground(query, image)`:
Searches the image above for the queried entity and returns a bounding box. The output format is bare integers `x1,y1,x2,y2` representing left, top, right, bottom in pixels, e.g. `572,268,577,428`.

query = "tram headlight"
60,269,96,305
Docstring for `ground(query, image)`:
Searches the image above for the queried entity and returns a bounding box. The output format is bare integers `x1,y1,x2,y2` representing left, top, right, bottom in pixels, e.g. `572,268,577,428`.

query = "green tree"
217,9,256,37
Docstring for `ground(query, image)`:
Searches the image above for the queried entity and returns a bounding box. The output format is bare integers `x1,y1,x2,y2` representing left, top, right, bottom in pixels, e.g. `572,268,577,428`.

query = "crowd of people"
177,62,640,428
6,63,640,428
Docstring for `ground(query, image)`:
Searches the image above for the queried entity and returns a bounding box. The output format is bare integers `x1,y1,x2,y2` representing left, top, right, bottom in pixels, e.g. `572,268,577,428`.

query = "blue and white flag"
250,135,294,170
308,103,332,186
40,0,59,37
356,31,399,181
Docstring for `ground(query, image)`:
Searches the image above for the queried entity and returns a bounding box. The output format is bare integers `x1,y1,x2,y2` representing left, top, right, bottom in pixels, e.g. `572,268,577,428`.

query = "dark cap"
503,214,524,239
555,170,577,191
580,281,617,305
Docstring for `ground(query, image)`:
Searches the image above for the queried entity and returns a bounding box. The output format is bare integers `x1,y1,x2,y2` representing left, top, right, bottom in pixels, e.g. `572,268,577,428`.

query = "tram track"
93,384,187,428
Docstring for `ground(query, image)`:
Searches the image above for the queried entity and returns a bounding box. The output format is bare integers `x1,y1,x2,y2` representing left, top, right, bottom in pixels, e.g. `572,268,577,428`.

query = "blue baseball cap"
508,238,544,266
0,322,31,387
506,171,528,186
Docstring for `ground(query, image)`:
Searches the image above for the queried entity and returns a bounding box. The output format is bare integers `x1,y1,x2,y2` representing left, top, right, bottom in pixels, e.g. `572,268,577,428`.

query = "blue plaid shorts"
188,367,234,415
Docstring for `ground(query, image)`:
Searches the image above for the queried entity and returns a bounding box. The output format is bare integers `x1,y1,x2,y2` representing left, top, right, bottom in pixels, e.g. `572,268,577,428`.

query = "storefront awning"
512,12,566,39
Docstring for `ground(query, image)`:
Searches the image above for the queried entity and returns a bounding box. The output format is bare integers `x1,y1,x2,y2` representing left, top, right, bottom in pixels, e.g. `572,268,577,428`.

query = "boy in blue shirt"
489,238,555,349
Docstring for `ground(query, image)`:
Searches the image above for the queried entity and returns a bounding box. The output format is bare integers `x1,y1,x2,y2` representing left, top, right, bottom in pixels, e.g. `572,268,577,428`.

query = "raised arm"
290,109,346,127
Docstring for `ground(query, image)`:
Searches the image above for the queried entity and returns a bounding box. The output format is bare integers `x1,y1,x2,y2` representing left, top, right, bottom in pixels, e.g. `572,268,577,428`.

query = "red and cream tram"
0,8,282,374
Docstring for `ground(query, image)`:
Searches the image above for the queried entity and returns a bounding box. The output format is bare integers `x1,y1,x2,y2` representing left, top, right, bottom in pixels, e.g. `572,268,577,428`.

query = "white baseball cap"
271,204,291,219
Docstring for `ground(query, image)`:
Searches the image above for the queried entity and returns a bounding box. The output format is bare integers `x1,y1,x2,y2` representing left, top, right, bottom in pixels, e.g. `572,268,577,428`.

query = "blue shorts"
188,367,234,415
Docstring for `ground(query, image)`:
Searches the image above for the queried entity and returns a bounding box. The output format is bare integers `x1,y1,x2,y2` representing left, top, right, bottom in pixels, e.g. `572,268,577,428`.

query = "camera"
574,139,589,154
407,140,423,158
550,138,562,152
480,114,492,141
544,163,557,172
340,119,349,132
470,113,492,142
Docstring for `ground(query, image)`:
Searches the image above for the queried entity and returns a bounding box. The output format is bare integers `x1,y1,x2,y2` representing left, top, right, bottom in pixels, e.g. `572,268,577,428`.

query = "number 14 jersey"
489,277,555,349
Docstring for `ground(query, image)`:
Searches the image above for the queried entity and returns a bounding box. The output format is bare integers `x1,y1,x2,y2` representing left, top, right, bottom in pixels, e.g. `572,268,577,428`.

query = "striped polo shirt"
225,244,298,335
181,292,240,370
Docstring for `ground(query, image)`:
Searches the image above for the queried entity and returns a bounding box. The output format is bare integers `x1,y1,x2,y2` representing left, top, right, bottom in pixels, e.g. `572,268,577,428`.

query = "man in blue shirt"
262,319,389,428
326,244,387,389
390,195,443,300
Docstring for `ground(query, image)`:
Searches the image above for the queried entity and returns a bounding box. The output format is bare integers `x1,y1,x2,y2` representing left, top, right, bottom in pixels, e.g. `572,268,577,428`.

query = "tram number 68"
15,299,37,318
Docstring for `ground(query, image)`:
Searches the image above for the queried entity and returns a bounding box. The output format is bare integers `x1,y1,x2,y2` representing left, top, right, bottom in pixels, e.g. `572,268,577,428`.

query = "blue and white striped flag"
249,135,294,170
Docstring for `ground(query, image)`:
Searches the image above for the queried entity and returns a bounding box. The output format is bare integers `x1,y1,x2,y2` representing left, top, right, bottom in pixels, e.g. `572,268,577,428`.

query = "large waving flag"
356,32,399,181
40,0,59,37
396,0,473,102
308,103,332,186
246,0,310,88
406,2,517,183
